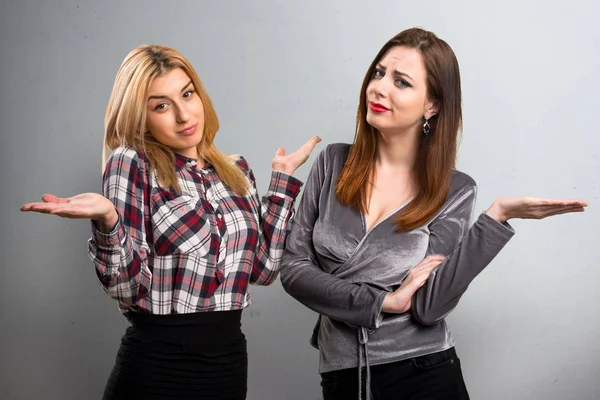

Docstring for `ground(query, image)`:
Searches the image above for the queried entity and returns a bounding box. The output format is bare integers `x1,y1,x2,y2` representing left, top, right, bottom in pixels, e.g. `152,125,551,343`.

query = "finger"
50,210,88,219
26,203,73,214
21,207,54,215
20,202,54,212
418,258,445,269
531,204,586,215
414,264,441,274
305,136,322,146
414,256,444,268
20,203,37,211
48,205,90,218
423,255,446,263
414,272,435,288
21,198,68,210
274,148,286,157
41,193,70,203
538,201,588,209
418,264,440,276
537,206,586,219
410,266,440,282
525,198,588,208
418,273,436,287
300,136,322,153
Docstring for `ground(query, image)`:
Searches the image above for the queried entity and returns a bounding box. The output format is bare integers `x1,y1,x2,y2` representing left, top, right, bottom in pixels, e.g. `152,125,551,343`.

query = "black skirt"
103,310,247,400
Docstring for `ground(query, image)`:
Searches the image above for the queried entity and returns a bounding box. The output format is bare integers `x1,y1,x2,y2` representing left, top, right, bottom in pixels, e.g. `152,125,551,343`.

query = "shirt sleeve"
236,157,303,286
87,147,153,307
411,184,515,325
280,146,388,329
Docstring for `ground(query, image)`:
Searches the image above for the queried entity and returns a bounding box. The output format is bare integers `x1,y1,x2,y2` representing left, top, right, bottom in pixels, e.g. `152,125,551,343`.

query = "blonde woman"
21,45,320,399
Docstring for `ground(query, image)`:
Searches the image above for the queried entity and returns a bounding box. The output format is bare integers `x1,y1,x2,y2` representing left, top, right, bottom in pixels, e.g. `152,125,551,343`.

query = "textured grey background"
1,0,599,399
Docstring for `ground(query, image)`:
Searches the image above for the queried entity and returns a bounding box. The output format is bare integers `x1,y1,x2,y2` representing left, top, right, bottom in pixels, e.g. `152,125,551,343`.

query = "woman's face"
145,68,205,159
365,45,437,137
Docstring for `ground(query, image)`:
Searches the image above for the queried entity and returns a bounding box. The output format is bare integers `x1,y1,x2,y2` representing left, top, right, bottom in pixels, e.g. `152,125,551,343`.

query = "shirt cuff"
267,171,303,202
90,214,126,247
478,211,515,240
371,290,388,329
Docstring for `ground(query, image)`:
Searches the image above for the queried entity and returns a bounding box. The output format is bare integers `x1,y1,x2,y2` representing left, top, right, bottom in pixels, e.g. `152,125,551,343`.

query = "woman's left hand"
485,197,588,223
272,136,322,175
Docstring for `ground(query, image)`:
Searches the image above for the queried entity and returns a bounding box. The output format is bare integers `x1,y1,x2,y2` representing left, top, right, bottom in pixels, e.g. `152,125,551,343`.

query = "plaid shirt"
88,146,302,314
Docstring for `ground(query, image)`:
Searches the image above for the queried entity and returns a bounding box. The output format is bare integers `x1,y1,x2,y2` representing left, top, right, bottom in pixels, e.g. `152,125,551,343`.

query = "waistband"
124,310,243,344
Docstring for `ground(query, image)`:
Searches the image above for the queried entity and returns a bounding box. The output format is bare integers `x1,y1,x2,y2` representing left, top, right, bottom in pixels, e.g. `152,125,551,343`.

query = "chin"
366,112,386,126
365,118,384,131
186,133,203,147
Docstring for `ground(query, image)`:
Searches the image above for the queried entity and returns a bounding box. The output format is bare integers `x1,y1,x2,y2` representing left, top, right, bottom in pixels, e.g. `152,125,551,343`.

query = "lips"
368,102,390,113
179,124,197,136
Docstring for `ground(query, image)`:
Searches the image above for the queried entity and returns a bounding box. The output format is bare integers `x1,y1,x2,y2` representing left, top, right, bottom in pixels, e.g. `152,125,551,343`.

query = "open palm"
488,197,587,222
21,193,113,219
272,136,322,175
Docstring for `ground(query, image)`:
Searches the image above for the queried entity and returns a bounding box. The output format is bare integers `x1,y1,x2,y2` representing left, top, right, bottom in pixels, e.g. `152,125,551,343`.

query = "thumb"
41,193,70,203
275,148,286,157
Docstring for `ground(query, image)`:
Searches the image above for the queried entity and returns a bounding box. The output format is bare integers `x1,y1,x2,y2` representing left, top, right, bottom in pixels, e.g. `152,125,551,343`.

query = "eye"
395,78,411,88
183,90,195,98
372,68,385,79
154,103,168,111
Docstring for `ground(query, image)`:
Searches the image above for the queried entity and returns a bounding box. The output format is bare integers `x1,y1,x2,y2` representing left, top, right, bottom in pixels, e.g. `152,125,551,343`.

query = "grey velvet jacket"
280,143,515,398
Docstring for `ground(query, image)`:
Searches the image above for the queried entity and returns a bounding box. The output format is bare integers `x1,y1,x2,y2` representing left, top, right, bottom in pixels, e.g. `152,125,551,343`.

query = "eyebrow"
148,80,193,101
376,64,414,82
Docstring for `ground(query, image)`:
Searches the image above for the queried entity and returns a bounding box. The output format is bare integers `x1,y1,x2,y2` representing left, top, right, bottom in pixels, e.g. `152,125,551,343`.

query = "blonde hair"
103,44,248,195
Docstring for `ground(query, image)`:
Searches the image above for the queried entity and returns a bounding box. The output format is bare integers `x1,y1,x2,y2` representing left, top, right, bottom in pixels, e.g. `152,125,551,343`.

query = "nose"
175,103,191,124
371,76,391,98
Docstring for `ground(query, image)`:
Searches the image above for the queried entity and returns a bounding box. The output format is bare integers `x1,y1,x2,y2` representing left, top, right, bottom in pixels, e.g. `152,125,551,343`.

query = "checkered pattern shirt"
88,146,302,314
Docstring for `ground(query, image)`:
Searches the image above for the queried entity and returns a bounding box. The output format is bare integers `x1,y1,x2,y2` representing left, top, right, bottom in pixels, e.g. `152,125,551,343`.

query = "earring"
423,117,431,135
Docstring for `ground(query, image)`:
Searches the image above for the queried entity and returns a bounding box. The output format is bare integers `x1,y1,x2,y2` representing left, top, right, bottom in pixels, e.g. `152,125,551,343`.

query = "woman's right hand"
382,255,446,314
20,193,118,233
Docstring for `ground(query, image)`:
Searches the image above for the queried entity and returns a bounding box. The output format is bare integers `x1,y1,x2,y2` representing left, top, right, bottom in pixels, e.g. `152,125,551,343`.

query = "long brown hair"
336,28,462,231
103,45,248,195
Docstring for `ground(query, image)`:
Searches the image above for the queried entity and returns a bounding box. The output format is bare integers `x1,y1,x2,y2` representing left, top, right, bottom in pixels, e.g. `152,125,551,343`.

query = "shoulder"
448,169,477,195
322,142,352,161
226,154,254,180
311,142,352,174
104,146,147,175
227,153,247,169
425,170,478,223
436,169,478,214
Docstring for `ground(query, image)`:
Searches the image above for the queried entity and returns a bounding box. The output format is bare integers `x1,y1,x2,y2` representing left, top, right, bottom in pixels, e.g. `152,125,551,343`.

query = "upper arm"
426,182,477,257
102,147,148,247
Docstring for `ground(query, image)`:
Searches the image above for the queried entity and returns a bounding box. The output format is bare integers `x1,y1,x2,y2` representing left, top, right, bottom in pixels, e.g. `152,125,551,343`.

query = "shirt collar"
174,152,212,172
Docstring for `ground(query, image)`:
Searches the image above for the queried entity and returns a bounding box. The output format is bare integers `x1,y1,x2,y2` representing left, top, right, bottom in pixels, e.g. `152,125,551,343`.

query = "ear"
424,99,440,120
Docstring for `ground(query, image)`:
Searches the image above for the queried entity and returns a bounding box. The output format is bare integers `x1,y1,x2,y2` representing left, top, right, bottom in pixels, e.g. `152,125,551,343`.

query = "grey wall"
2,1,599,399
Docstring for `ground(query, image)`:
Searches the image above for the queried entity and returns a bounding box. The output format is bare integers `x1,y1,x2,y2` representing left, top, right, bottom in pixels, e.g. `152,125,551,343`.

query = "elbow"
411,297,460,326
411,308,445,326
252,272,279,287
410,293,445,326
103,286,136,307
279,264,296,294
261,278,277,286
99,272,150,306
250,261,281,286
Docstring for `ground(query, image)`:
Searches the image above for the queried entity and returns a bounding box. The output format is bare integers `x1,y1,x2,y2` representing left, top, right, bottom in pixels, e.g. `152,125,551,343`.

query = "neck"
176,146,205,167
375,128,419,171
175,149,207,169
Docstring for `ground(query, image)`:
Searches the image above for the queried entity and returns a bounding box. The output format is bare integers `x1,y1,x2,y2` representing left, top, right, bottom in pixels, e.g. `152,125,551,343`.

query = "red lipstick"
368,102,390,113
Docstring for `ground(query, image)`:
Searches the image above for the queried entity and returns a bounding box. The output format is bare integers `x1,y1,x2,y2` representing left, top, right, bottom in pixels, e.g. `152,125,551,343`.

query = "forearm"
412,212,514,325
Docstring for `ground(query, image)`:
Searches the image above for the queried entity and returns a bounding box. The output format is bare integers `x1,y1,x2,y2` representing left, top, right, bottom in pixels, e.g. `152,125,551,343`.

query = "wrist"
94,208,118,233
274,167,295,176
486,200,507,223
382,293,399,313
